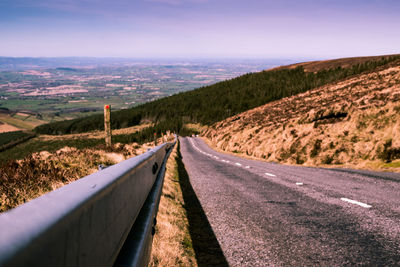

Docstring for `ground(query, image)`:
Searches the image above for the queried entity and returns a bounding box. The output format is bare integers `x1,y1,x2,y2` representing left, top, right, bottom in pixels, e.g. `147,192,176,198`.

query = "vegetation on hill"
35,55,400,139
0,131,36,152
0,131,33,147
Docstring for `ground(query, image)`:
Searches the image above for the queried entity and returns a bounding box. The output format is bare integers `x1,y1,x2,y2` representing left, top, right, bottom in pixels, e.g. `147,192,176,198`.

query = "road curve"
179,137,400,266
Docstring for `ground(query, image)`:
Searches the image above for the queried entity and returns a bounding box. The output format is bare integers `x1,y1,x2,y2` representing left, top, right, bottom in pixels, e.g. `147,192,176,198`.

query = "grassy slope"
0,140,154,212
204,59,400,172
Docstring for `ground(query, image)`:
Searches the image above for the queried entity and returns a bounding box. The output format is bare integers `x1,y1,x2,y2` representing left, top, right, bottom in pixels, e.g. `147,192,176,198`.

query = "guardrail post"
104,104,112,148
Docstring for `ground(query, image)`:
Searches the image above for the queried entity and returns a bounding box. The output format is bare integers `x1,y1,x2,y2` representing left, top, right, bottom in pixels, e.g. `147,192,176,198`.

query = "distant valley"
0,57,288,131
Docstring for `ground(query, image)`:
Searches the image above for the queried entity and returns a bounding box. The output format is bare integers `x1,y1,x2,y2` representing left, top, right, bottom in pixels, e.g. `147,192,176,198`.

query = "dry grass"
205,62,400,172
150,145,197,267
0,147,111,212
0,136,165,212
40,123,152,141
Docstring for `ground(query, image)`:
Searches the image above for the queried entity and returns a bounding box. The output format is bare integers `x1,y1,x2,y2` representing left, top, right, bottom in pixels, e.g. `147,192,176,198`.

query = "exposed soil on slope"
205,60,400,172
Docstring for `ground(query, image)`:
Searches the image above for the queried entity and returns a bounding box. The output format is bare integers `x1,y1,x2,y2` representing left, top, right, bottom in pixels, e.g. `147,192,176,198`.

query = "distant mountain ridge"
270,54,400,72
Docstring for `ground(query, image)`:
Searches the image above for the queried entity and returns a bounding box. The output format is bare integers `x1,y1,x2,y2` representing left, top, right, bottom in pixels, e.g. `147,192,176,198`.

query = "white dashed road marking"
340,198,372,208
265,172,276,177
190,137,255,171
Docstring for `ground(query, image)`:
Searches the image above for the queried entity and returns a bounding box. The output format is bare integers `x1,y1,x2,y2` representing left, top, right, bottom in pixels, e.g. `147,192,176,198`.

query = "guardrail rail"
0,141,175,267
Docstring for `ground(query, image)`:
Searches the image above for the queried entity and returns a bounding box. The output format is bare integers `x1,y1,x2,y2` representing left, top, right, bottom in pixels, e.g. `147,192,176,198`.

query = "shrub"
379,139,400,163
322,155,333,164
310,139,322,157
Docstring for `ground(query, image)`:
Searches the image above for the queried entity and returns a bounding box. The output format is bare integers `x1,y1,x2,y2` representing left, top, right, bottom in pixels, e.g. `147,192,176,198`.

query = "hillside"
35,55,400,138
204,59,400,171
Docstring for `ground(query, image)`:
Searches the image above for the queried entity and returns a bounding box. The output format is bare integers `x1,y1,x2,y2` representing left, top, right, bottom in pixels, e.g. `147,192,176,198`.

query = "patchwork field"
0,58,282,125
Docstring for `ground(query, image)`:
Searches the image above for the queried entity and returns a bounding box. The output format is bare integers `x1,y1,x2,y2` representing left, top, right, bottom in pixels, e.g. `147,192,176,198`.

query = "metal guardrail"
0,141,175,267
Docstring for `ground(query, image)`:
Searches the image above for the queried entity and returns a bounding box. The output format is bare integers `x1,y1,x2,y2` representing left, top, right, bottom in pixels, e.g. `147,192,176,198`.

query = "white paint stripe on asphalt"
265,172,276,177
296,182,303,185
340,198,372,208
235,163,242,166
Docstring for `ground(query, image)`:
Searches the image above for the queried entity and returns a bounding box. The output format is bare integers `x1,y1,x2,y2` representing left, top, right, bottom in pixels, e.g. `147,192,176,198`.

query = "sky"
0,0,399,59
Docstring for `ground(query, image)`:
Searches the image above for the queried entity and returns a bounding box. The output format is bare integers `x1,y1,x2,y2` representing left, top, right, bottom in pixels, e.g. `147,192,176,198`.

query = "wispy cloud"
1,0,399,57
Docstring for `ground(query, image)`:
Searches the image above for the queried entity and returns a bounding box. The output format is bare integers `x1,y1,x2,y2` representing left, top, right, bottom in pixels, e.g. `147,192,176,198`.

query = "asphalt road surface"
179,137,400,266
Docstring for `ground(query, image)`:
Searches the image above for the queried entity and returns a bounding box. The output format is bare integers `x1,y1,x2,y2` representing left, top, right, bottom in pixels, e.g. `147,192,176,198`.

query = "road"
179,137,400,266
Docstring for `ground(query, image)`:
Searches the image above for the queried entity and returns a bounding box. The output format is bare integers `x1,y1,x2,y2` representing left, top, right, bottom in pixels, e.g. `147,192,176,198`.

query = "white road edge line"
340,198,372,208
265,172,276,177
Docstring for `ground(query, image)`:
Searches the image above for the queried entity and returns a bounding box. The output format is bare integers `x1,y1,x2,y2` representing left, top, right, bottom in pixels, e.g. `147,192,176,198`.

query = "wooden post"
104,105,111,148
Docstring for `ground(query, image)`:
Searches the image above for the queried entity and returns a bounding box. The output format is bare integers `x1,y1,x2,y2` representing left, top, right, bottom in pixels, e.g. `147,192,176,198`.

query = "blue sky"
0,0,399,59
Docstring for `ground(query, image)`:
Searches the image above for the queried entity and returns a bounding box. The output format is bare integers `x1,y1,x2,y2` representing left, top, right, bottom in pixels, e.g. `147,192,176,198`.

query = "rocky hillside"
205,59,400,171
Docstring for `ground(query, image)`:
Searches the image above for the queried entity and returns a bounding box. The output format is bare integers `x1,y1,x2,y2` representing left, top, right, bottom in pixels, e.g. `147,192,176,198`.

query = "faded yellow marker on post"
104,105,112,148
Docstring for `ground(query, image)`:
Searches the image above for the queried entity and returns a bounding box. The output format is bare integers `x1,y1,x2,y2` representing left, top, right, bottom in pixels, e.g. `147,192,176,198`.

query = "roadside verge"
151,140,228,266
